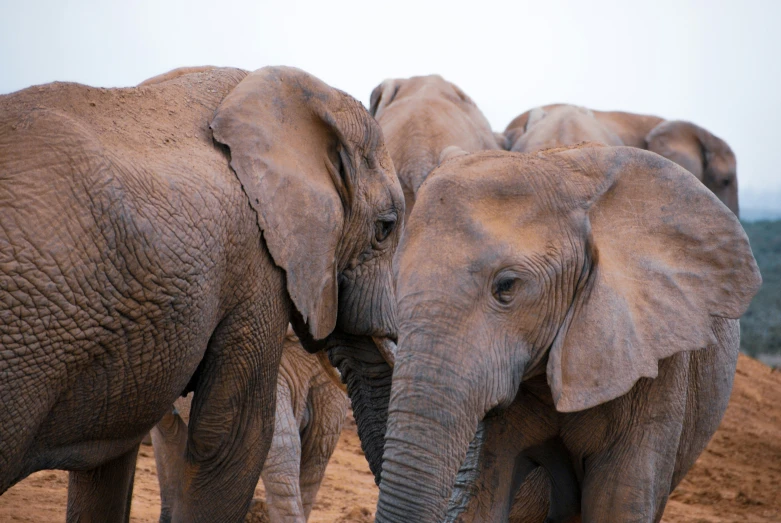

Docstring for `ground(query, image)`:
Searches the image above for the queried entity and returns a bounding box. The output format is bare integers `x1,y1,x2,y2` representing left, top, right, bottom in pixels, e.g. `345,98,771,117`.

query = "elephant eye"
492,276,519,304
721,178,732,187
375,217,396,244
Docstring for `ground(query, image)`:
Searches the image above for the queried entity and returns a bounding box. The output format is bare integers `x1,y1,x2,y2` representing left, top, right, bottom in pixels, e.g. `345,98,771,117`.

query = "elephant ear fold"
211,66,348,340
547,146,761,413
525,107,547,131
369,79,401,119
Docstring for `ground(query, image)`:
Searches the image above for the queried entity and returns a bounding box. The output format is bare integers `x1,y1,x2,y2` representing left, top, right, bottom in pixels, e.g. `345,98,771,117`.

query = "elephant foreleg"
172,305,286,523
298,382,348,518
150,409,189,523
66,443,140,523
261,380,306,522
579,356,688,523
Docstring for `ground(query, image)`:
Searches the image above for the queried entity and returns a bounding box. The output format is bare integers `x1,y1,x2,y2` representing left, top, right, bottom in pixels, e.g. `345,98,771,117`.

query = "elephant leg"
150,409,189,523
261,379,306,522
173,305,286,523
298,383,348,518
447,384,567,523
579,359,688,523
66,443,140,523
509,467,550,523
580,437,678,523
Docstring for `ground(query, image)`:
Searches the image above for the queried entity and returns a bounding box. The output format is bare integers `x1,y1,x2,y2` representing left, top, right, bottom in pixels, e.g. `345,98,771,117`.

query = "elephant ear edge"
369,79,401,119
210,66,346,340
547,146,761,413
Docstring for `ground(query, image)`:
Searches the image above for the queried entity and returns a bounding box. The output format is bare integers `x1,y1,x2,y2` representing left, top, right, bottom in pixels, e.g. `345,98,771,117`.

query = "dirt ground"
2,354,779,522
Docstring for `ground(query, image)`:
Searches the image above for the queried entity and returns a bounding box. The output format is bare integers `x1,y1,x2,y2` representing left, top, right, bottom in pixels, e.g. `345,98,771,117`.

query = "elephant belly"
25,317,213,470
0,236,224,480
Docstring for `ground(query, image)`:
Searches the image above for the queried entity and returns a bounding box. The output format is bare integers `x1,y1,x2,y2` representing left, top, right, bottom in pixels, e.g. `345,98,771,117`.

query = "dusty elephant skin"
152,331,348,523
0,66,403,522
369,75,501,218
375,146,761,522
503,104,740,216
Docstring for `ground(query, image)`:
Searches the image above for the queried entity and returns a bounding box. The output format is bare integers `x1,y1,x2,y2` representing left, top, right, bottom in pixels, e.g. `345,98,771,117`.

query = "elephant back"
1,67,247,171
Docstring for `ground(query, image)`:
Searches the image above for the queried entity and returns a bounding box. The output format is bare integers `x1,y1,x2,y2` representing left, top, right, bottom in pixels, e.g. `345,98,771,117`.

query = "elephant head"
375,145,760,521
645,120,739,215
504,105,665,150
504,106,740,216
209,66,404,481
504,104,623,152
369,75,500,216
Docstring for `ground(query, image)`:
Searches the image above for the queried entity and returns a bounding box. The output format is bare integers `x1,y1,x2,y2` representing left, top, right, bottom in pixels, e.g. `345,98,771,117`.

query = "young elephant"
0,66,402,522
376,146,761,522
369,75,502,217
152,329,349,523
504,104,740,215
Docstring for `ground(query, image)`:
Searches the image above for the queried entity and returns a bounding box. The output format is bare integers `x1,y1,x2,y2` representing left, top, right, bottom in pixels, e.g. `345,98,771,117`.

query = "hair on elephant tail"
316,350,348,394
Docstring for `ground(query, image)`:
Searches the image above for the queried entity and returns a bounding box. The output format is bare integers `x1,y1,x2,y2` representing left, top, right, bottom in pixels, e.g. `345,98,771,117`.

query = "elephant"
151,328,349,522
369,75,502,217
0,65,403,522
503,104,740,215
375,144,761,522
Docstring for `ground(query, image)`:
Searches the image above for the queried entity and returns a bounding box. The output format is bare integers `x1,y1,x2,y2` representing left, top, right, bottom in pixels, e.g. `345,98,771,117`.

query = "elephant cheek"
337,259,398,339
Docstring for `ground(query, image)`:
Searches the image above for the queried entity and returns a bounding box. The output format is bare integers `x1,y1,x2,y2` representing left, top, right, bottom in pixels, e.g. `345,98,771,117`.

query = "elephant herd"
0,65,761,523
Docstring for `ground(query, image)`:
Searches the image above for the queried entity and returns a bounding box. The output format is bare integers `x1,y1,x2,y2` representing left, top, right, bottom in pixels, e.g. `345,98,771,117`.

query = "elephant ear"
547,146,761,413
211,67,349,340
645,120,726,181
369,79,401,119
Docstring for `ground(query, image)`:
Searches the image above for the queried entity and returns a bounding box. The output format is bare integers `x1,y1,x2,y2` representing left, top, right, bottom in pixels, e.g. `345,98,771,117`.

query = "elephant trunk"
376,334,486,523
328,336,393,484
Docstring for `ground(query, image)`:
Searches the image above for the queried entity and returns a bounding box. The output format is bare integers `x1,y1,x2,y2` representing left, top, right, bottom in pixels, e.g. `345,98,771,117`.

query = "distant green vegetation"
740,220,781,357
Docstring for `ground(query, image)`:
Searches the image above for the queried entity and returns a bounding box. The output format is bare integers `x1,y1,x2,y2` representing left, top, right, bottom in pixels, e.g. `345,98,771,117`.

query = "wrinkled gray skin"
504,104,740,216
376,146,761,522
0,66,402,522
369,75,502,218
152,331,348,523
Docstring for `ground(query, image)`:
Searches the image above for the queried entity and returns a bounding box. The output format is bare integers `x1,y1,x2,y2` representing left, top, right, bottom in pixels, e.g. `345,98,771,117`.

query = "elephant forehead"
398,199,562,286
395,74,453,98
410,152,566,227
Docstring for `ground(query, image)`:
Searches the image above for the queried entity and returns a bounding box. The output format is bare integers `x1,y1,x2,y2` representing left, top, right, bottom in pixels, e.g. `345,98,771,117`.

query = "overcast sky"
2,0,779,211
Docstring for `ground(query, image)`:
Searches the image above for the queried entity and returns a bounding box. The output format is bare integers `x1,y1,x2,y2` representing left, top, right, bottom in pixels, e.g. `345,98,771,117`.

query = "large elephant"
0,66,402,522
375,145,761,522
369,75,502,217
152,328,349,523
504,104,739,215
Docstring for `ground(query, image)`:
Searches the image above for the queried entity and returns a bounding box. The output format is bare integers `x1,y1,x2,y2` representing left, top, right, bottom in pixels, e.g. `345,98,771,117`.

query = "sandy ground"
2,354,779,522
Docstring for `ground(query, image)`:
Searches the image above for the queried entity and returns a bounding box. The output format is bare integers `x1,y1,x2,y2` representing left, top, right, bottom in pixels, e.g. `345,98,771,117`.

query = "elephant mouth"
372,337,397,367
445,420,488,521
290,306,397,369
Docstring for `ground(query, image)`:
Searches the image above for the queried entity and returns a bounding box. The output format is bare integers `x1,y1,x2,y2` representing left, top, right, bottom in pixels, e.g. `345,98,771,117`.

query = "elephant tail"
316,350,348,395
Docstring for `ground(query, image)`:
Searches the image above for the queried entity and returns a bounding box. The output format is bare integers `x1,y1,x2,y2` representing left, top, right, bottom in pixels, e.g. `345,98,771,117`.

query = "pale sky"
2,0,779,211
